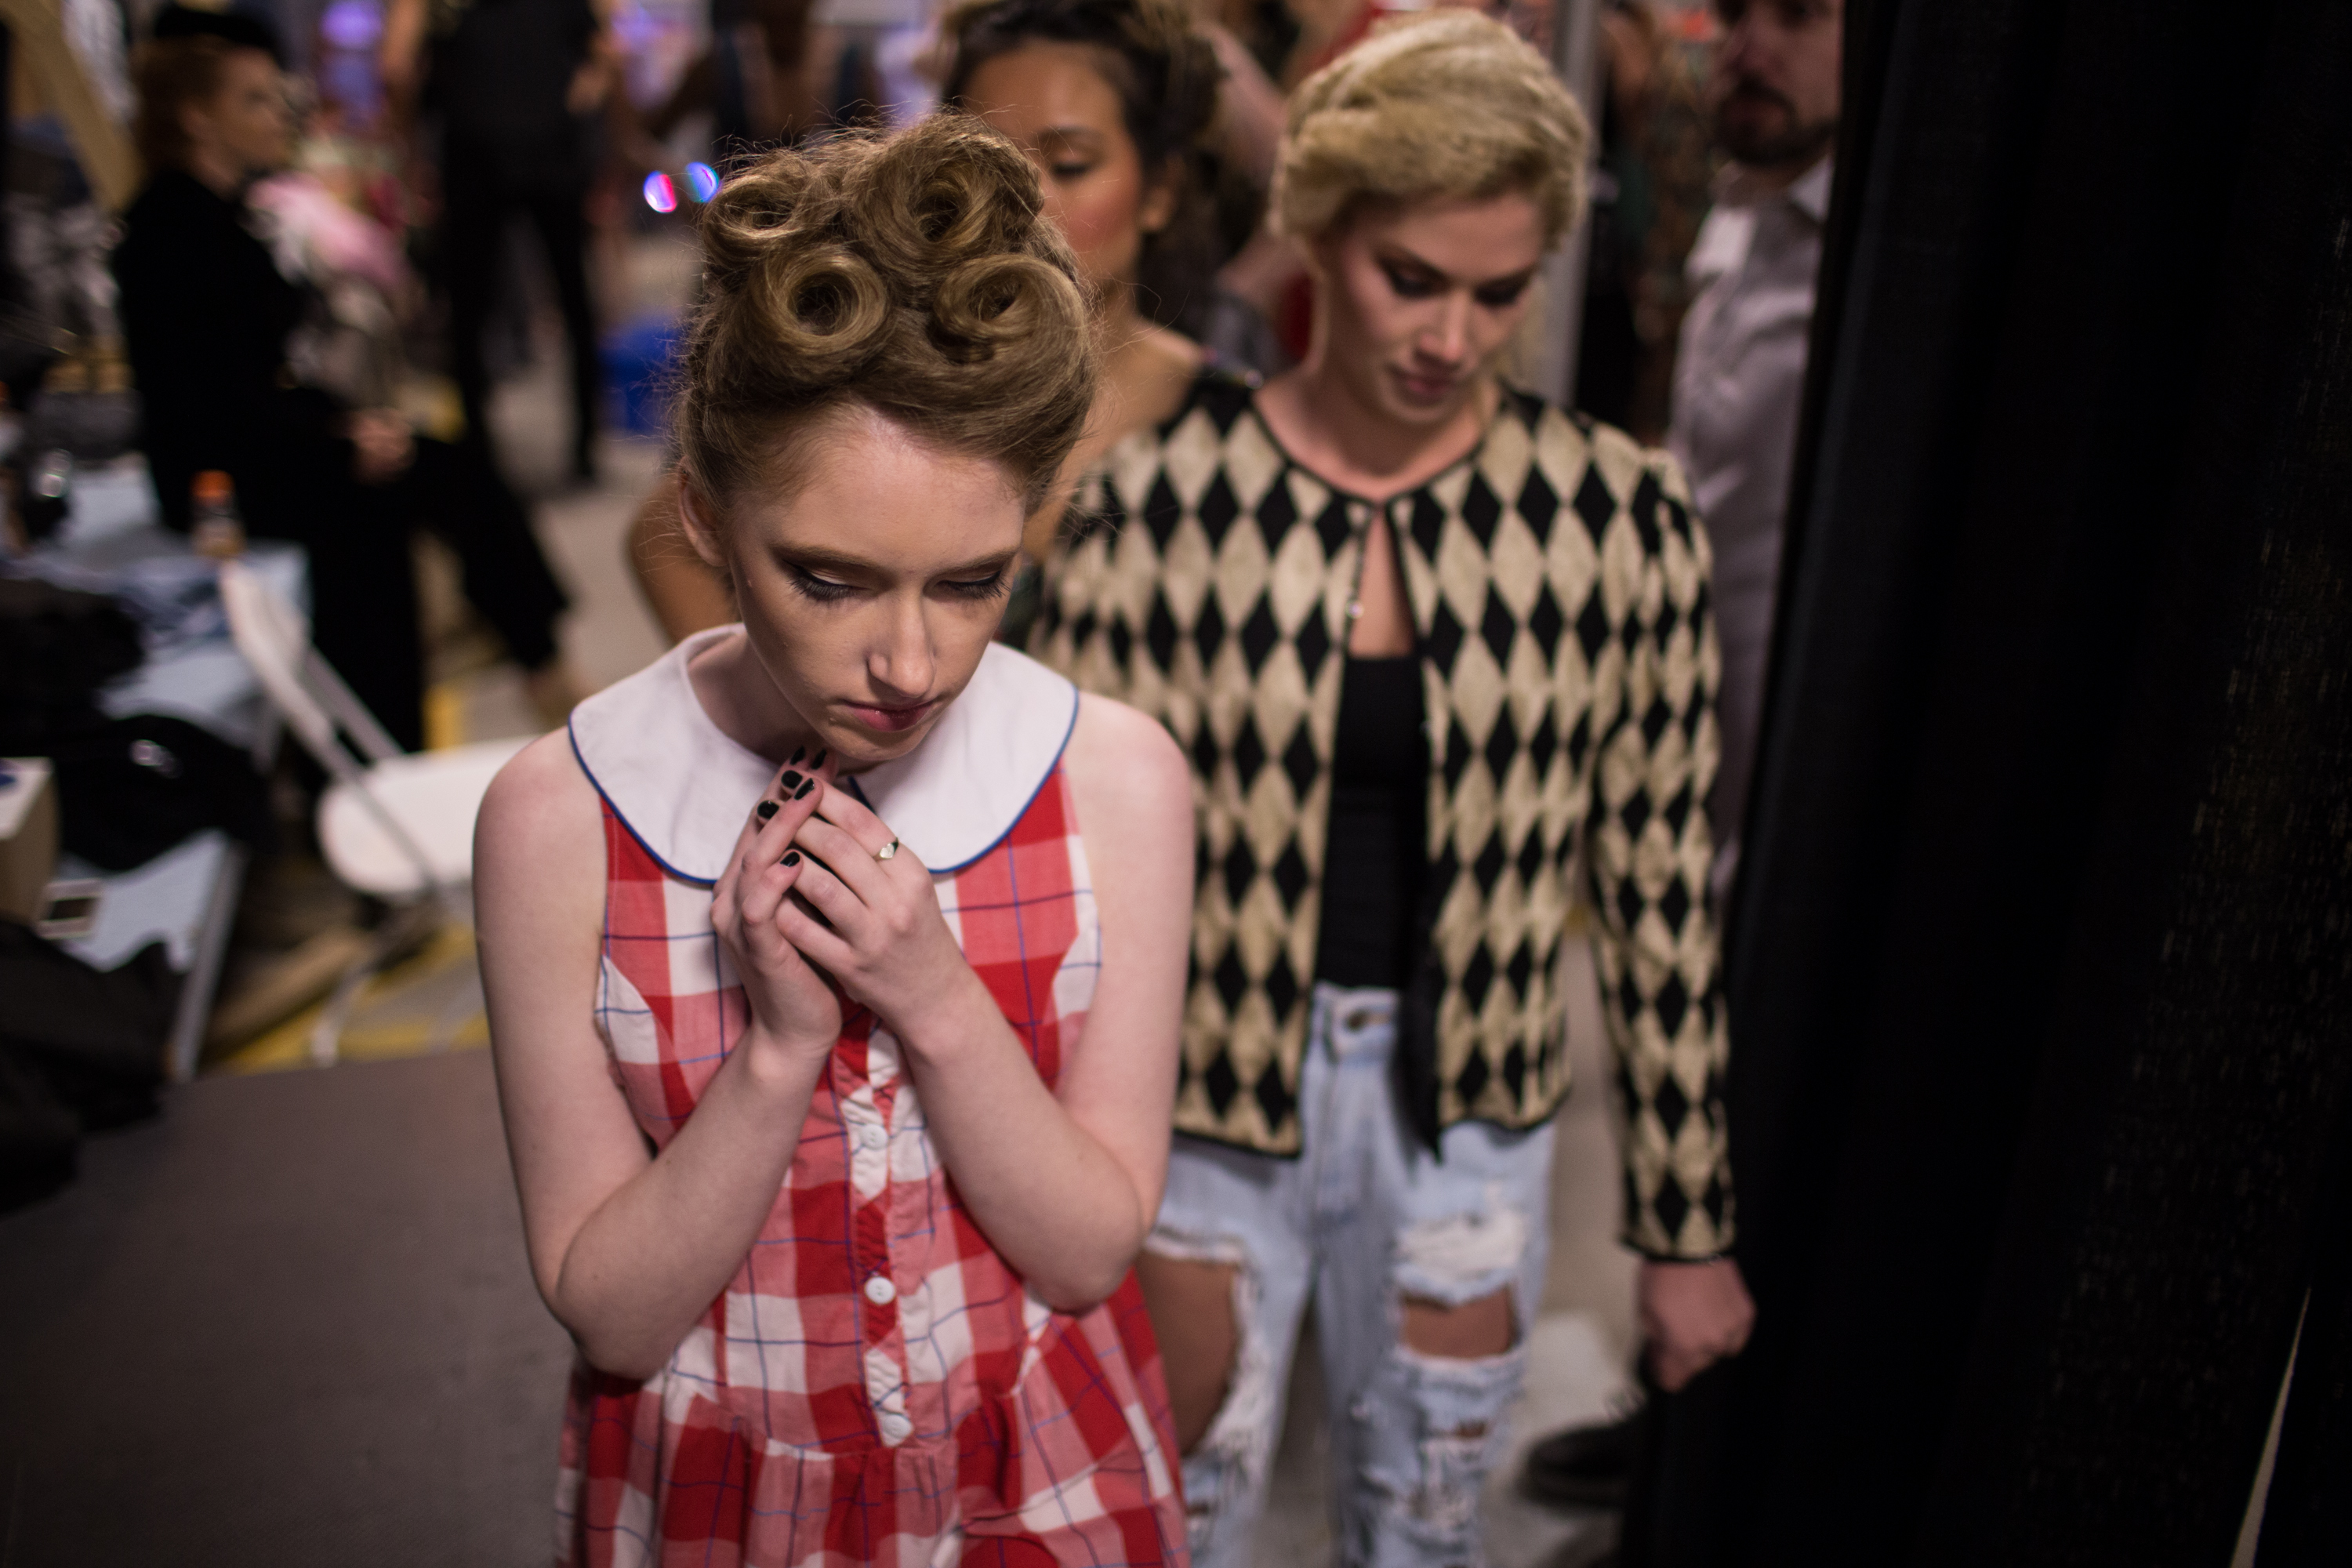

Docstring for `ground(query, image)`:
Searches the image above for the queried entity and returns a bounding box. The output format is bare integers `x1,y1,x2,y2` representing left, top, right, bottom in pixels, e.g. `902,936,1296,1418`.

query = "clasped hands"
710,753,975,1065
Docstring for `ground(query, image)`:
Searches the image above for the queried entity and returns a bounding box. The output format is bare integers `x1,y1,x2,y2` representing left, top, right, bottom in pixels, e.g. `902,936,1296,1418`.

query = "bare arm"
626,472,736,644
776,695,1192,1308
477,735,847,1377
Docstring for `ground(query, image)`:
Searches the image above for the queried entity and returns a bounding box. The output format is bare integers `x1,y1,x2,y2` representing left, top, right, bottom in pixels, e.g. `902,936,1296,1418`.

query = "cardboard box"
0,757,59,925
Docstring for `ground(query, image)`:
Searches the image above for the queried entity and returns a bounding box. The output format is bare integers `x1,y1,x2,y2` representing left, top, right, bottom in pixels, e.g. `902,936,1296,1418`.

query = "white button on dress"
859,1122,889,1151
878,1412,913,1443
863,1275,898,1306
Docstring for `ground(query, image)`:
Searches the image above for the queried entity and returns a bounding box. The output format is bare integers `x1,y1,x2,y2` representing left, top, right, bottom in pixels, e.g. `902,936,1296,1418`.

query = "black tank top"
1313,655,1427,988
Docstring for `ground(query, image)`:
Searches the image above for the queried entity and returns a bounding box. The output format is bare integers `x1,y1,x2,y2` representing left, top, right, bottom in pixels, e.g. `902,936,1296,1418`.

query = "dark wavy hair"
676,116,1097,515
940,0,1230,332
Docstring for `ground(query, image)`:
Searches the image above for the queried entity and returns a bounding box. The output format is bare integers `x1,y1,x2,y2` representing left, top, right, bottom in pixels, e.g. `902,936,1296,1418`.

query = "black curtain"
1657,0,2352,1563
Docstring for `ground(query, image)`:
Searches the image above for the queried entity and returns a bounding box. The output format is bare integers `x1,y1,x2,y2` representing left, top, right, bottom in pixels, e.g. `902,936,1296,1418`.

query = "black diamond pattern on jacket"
1264,949,1301,1025
1483,706,1519,793
1222,837,1257,906
1198,471,1240,547
1462,473,1502,549
1212,947,1248,1014
1575,588,1610,666
1528,582,1565,662
1145,591,1177,671
1193,593,1225,666
1427,599,1465,677
1295,612,1332,686
1255,476,1298,555
1442,718,1473,792
1272,841,1310,911
1314,494,1352,556
1468,833,1506,899
1630,471,1664,554
1574,466,1615,539
1281,723,1317,803
1410,490,1446,557
1504,938,1534,1000
1655,973,1690,1040
1254,1062,1296,1133
1480,586,1516,670
1454,1047,1490,1107
1516,466,1559,544
1145,472,1183,550
1203,1051,1240,1117
1231,713,1266,789
1654,1072,1689,1138
1240,597,1280,674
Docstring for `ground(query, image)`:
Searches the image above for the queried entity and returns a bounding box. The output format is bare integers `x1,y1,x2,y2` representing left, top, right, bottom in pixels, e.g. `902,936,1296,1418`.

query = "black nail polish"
780,771,803,791
793,779,815,800
782,851,801,866
789,746,806,764
755,800,778,822
810,750,828,771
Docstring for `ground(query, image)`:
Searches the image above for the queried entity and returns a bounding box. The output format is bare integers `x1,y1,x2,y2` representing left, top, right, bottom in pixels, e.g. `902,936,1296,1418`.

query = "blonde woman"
1033,13,1754,1563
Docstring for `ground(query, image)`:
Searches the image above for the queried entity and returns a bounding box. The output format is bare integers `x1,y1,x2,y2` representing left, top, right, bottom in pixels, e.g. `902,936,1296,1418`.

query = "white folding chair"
218,558,532,1062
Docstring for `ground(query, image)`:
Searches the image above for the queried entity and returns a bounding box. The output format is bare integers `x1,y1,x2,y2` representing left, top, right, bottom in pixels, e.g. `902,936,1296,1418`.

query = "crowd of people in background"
9,0,1842,1560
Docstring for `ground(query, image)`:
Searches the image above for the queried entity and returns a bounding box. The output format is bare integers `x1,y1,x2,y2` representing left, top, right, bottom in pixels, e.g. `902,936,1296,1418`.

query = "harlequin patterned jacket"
1033,373,1733,1259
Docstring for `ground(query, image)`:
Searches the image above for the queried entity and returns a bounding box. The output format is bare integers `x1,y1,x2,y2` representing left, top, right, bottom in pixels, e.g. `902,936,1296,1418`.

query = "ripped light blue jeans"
1150,984,1555,1568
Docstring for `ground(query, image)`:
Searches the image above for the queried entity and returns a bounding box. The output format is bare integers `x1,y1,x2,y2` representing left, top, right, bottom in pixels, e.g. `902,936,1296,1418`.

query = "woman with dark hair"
113,9,575,748
1034,13,1754,1564
624,0,1229,642
475,114,1192,1563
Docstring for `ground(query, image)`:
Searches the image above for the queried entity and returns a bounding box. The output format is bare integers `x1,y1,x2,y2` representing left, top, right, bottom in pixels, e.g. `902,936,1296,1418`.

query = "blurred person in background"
625,0,1227,644
380,0,611,483
114,7,575,750
1674,0,1836,906
1032,16,1751,1563
1573,0,1714,444
641,0,884,159
1520,0,1838,1529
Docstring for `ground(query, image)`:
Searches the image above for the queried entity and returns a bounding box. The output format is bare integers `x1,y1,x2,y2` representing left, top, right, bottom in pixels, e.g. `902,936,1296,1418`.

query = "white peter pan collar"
568,627,1079,884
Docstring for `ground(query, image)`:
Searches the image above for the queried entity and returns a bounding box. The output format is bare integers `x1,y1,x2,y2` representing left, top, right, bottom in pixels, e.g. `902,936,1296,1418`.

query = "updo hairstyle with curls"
674,115,1098,520
938,0,1227,327
1273,10,1591,251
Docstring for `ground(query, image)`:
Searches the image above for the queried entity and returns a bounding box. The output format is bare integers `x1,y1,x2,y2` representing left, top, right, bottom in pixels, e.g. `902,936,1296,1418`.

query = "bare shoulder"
475,728,605,906
1062,692,1191,828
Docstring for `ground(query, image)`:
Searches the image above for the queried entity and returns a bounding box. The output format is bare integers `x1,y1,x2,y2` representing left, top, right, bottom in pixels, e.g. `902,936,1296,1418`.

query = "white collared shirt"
1668,155,1832,889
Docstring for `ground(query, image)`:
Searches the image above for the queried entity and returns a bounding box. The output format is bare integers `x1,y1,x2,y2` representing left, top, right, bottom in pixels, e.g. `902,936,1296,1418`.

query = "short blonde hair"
1273,10,1590,249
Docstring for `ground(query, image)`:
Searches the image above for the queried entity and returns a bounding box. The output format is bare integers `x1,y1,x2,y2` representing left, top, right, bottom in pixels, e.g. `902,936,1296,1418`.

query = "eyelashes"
782,562,1012,604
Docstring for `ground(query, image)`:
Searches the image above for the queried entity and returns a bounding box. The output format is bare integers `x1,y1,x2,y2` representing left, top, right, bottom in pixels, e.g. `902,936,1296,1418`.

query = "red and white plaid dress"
557,634,1185,1567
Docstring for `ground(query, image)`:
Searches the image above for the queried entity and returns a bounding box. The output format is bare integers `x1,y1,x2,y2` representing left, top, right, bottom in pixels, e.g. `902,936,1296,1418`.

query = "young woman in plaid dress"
474,118,1194,1566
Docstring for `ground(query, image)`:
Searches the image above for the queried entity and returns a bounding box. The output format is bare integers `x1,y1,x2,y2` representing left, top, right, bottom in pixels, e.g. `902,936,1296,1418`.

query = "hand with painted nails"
710,753,845,1063
768,776,975,1051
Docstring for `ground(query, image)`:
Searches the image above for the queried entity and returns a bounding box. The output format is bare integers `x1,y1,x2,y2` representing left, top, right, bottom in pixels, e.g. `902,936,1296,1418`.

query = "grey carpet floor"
0,1051,572,1566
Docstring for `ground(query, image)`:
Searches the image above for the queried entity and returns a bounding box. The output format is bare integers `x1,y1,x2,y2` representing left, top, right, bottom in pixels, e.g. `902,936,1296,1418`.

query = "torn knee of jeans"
1392,1185,1530,1309
1145,1229,1276,1473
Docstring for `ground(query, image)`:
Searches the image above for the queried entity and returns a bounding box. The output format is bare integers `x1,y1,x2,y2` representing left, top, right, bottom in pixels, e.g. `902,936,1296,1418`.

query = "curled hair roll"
746,245,892,377
930,253,1087,364
852,130,1045,279
673,116,1098,514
